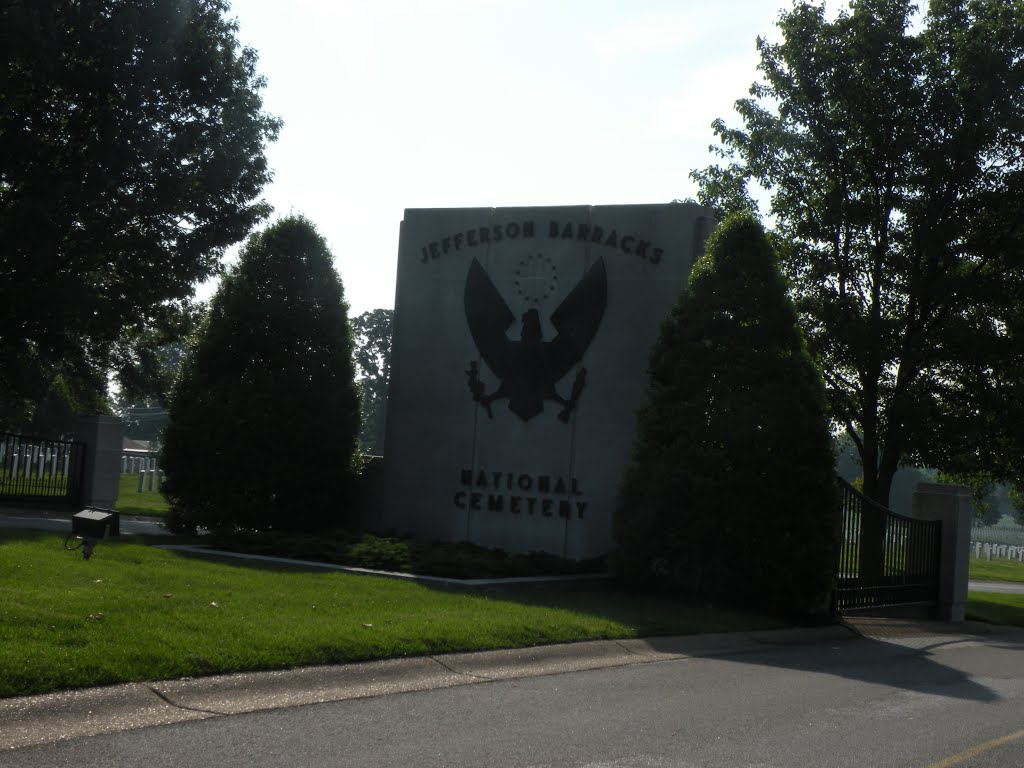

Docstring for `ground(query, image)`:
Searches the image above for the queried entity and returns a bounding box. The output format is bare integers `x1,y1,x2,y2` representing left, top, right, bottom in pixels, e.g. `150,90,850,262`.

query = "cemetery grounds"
966,515,1024,626
2,478,1022,699
0,527,788,699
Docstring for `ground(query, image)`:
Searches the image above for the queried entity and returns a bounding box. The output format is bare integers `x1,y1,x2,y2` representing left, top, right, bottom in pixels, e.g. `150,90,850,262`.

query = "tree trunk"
857,439,901,584
876,447,900,511
857,389,885,582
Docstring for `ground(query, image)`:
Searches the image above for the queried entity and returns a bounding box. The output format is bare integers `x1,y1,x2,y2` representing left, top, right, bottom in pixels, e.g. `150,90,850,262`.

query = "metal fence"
834,478,942,613
0,432,85,504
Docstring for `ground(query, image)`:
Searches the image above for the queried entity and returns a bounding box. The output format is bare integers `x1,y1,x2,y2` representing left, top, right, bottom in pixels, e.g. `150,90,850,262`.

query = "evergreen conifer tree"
162,215,361,532
616,214,838,616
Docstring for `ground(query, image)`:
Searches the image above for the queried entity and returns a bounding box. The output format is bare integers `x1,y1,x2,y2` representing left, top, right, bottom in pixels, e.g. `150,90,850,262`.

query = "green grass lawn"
967,592,1024,627
969,554,1024,583
0,530,784,698
965,553,1024,627
115,473,169,517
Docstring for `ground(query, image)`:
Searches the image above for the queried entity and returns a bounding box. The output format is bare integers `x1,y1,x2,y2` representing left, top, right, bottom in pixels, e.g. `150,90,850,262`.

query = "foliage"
936,469,1002,526
209,529,605,579
117,309,203,402
24,372,112,438
0,0,280,430
691,0,1024,507
351,309,393,455
1011,485,1024,527
117,405,169,445
114,337,196,447
161,215,361,532
615,214,838,617
834,434,862,483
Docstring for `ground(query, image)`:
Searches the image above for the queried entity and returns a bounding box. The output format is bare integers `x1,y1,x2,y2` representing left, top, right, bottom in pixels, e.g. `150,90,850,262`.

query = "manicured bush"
204,530,606,579
615,213,839,617
161,215,361,532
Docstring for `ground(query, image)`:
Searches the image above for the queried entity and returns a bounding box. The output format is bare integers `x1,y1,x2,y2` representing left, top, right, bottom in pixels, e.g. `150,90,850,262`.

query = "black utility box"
72,508,120,538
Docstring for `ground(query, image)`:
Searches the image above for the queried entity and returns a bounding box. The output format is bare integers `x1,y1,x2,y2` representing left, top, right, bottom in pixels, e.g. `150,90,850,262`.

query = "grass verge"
115,473,169,517
966,592,1024,627
0,530,784,698
969,555,1024,583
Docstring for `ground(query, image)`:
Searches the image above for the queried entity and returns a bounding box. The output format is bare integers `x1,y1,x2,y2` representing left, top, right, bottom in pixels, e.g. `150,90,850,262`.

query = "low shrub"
207,530,605,580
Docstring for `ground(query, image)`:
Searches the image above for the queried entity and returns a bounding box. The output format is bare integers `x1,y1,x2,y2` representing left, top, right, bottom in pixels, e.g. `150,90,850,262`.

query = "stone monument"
381,203,715,559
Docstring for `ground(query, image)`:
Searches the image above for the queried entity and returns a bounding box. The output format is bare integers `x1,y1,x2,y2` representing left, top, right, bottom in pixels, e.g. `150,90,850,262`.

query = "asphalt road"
4,627,1023,768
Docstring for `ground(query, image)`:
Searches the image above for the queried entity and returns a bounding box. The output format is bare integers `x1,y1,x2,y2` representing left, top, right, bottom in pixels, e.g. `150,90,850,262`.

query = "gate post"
912,483,972,622
74,416,123,510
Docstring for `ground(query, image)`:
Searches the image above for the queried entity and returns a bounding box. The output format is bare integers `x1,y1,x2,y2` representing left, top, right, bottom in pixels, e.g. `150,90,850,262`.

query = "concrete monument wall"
74,415,122,510
381,203,715,559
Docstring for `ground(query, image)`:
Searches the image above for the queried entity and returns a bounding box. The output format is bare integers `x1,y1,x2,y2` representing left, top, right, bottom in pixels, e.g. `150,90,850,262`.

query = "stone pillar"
912,483,973,622
73,416,123,510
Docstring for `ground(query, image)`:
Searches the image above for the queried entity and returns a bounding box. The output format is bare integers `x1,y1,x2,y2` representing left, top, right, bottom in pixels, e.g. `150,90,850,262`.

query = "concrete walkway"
969,579,1024,594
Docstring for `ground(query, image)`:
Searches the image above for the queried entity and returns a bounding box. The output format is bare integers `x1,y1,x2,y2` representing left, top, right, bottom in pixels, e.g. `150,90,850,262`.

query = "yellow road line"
924,727,1024,768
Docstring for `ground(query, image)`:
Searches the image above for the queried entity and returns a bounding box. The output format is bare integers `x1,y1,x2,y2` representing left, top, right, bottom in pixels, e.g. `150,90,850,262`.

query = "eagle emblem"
464,256,607,422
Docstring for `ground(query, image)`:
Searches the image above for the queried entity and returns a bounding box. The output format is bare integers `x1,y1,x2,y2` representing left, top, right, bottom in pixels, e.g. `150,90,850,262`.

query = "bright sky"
221,0,791,315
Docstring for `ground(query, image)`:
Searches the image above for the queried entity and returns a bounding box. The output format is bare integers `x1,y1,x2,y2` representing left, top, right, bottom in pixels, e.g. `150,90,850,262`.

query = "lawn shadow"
479,583,1018,704
155,544,366,575
417,574,1015,706
0,527,63,544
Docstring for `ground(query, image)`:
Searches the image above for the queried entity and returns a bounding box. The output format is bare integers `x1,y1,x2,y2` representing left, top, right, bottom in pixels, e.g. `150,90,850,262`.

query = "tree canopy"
351,308,393,456
692,0,1024,506
615,214,838,617
161,215,361,532
0,0,280,431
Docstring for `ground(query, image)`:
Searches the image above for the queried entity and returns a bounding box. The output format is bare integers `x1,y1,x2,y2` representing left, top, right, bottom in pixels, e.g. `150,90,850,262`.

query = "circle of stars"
514,253,558,305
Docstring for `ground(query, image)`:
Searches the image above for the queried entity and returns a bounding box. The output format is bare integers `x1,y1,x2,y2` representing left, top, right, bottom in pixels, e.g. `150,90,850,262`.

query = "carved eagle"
464,256,607,422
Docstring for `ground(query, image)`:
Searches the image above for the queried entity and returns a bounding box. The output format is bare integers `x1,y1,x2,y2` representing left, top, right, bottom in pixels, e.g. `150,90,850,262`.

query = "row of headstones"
972,542,1024,562
121,456,158,475
0,443,70,479
135,469,165,493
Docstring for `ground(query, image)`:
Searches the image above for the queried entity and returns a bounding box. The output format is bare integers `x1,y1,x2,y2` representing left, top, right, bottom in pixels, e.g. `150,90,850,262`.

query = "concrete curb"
0,624,856,751
0,683,208,751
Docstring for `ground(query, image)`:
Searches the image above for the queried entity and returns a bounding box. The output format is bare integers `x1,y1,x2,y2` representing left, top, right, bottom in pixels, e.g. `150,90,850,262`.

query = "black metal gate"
834,478,942,613
0,432,85,505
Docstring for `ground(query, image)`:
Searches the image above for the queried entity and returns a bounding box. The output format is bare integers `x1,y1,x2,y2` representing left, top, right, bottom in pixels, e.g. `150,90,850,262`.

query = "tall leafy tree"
616,214,838,618
1010,485,1024,527
692,0,1024,507
112,337,193,450
161,216,361,532
0,0,281,429
351,309,393,455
